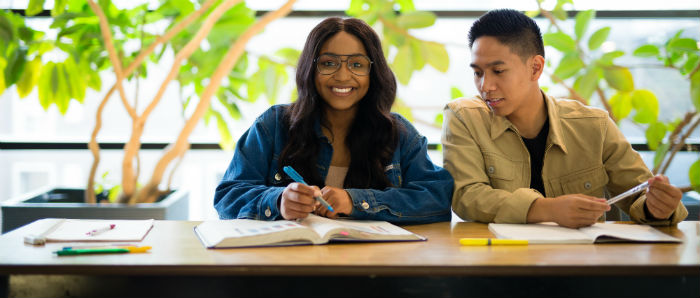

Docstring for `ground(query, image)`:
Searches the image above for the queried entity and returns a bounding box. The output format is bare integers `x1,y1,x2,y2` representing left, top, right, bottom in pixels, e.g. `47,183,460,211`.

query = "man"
442,9,687,228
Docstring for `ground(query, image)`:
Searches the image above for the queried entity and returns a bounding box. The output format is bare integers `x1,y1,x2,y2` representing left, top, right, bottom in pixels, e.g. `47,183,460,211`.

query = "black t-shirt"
521,119,549,197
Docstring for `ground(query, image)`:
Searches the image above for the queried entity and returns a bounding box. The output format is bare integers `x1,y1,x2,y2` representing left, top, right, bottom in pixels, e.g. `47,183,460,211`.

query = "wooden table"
1,220,698,297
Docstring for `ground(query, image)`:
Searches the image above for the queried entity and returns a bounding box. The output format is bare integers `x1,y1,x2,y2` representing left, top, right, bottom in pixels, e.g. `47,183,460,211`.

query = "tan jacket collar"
488,91,568,154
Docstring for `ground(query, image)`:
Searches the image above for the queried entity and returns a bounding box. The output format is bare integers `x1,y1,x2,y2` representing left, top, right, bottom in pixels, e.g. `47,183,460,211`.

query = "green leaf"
0,57,6,95
409,40,425,71
552,6,567,20
54,63,70,114
690,159,700,191
633,44,660,58
26,0,46,17
588,27,610,50
691,70,700,111
246,70,264,102
64,57,85,103
574,9,595,40
346,0,365,16
424,41,449,72
211,109,235,151
395,0,415,12
608,91,632,121
543,32,576,53
553,53,584,79
4,46,27,87
274,48,300,66
681,53,698,76
396,11,435,29
85,63,101,90
218,92,241,120
653,142,670,171
598,50,625,66
38,62,54,110
603,66,634,92
0,13,14,42
645,122,667,151
450,86,463,99
52,0,67,16
434,113,443,127
108,185,121,202
392,44,413,85
668,38,699,53
631,89,659,124
16,58,41,98
572,67,600,100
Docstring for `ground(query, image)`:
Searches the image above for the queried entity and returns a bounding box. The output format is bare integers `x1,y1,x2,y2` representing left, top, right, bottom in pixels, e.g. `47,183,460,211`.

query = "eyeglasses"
315,54,373,76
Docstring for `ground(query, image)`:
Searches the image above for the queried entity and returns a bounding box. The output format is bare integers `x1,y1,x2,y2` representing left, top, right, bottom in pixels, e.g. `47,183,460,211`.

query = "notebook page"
46,219,154,242
488,223,593,244
580,223,682,243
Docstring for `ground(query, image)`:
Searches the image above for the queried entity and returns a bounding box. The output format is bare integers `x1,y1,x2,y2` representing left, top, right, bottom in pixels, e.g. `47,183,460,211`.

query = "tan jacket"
442,93,687,225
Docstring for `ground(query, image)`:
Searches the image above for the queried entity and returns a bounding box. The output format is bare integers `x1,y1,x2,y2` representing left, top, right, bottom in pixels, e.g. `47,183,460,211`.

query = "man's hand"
314,186,353,219
645,175,682,220
527,194,610,228
280,183,321,220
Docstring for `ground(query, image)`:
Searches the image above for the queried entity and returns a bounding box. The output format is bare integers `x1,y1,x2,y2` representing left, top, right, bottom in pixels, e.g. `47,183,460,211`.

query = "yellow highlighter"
459,238,528,246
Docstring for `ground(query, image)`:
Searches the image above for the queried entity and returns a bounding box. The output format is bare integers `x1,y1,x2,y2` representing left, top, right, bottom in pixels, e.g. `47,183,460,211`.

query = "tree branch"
653,112,695,173
134,0,298,203
85,86,116,204
548,72,587,104
595,87,616,123
659,113,700,175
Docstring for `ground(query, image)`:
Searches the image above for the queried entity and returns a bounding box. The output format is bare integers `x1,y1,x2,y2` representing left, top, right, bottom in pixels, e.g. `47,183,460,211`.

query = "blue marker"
282,166,335,213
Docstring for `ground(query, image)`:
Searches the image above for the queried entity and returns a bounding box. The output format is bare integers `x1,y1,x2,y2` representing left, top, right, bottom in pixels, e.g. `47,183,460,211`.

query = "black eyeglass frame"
314,54,374,76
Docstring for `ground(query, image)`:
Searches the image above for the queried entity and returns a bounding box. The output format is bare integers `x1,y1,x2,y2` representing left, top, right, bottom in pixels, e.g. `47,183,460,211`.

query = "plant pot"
1,186,189,233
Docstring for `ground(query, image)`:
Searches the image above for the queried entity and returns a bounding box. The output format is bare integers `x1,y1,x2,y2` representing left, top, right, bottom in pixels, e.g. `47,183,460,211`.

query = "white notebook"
488,222,682,244
24,218,154,243
194,214,425,248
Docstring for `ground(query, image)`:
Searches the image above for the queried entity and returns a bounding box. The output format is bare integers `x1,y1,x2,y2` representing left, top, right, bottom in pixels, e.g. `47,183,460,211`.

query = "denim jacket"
214,105,454,224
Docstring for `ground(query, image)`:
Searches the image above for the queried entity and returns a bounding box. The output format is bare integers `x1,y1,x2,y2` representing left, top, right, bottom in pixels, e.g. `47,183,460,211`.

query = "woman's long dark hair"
278,17,398,189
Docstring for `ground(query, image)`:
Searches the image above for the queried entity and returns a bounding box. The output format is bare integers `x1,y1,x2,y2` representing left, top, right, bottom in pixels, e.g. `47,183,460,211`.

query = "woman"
214,17,453,224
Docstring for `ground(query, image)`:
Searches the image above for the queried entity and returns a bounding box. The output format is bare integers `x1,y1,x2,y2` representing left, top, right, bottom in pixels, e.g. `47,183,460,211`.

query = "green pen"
55,246,151,256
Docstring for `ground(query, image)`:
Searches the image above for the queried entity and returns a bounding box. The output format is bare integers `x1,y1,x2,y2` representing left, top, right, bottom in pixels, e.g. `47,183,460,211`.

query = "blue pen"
282,166,335,213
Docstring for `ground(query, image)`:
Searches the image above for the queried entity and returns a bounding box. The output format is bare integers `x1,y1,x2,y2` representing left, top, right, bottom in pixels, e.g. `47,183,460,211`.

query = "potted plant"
0,0,297,232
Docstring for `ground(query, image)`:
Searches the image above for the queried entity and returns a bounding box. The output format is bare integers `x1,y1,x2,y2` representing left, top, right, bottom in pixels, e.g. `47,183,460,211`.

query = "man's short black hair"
468,9,545,61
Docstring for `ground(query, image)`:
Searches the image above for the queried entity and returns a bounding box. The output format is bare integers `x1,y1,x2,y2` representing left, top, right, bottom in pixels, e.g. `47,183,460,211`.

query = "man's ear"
530,55,545,80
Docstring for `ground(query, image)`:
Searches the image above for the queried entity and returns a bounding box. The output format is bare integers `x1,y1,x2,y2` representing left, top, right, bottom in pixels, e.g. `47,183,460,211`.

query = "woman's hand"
280,183,322,220
315,186,353,219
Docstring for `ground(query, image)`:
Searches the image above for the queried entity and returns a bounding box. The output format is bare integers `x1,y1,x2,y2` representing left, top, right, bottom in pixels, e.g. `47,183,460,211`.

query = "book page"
45,219,154,242
488,223,593,244
579,223,682,243
195,219,323,248
300,214,422,243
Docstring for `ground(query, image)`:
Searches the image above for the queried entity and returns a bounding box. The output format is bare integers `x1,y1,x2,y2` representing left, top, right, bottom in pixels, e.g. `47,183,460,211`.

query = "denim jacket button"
584,182,592,190
265,207,272,217
361,201,370,210
487,166,495,174
274,173,281,181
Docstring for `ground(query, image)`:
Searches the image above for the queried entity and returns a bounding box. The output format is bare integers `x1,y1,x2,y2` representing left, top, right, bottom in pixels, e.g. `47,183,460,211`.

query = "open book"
194,214,425,248
23,218,154,244
488,222,682,244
